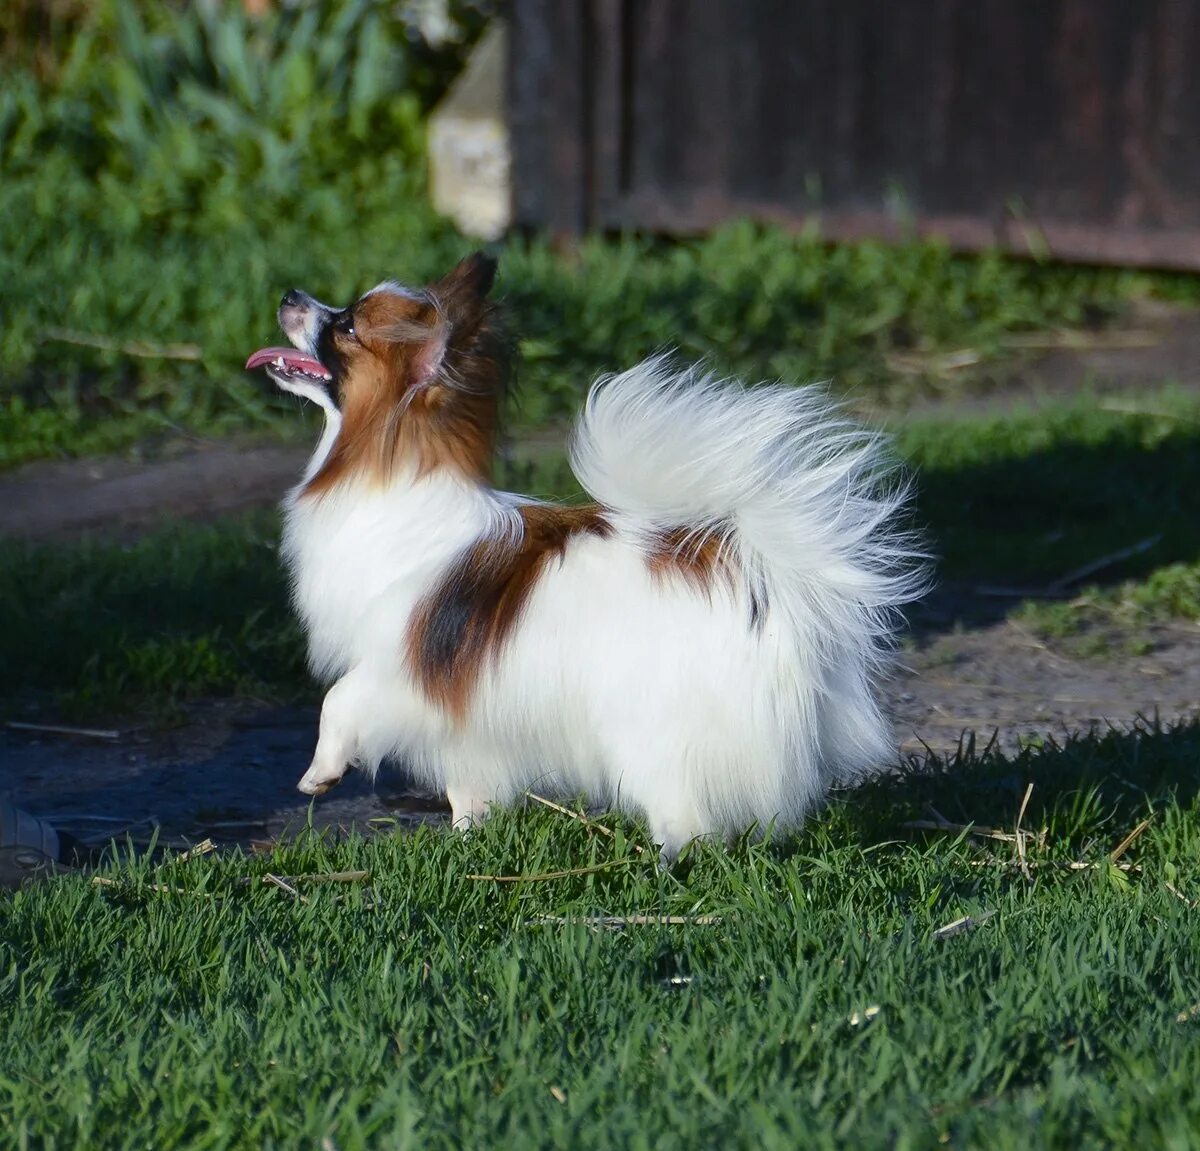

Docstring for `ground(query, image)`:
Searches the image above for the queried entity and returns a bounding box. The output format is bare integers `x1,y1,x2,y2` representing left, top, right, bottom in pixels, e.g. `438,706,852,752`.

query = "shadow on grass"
823,717,1200,858
902,404,1200,631
0,512,306,713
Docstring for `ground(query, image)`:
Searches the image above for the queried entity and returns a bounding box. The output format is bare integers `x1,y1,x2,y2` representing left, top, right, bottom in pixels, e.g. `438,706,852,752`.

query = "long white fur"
285,355,925,858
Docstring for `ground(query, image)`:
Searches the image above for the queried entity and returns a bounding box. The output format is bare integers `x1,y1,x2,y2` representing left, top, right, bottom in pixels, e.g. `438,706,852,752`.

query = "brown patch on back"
303,253,506,496
407,503,612,718
646,525,766,627
645,525,735,593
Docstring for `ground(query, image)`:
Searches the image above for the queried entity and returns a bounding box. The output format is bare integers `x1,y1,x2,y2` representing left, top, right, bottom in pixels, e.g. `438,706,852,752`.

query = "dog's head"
247,252,505,487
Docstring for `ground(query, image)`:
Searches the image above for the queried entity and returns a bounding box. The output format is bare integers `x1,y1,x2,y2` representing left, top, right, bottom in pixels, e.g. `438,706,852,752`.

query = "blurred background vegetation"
0,0,486,459
2,0,1189,466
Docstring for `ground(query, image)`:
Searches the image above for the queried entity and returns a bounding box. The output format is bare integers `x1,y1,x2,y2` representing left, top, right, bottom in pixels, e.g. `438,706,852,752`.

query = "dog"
246,252,924,863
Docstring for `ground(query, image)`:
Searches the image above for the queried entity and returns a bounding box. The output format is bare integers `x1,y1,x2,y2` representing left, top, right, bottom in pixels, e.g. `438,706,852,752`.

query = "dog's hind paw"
447,787,490,831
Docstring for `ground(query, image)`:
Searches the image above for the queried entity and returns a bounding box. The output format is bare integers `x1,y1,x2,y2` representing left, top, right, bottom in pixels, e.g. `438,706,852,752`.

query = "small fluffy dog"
246,253,923,861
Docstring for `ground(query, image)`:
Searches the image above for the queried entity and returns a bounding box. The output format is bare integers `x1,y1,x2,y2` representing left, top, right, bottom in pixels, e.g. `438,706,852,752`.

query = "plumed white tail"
569,355,927,782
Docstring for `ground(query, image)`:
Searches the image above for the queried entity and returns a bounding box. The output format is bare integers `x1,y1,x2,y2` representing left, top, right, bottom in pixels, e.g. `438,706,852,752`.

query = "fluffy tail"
569,355,927,776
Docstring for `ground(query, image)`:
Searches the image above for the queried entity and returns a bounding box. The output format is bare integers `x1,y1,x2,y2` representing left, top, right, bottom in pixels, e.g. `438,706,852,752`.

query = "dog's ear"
416,252,503,391
431,252,497,313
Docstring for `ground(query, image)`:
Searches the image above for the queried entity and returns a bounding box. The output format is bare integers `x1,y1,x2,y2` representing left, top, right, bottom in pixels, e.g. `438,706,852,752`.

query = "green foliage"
0,1,435,234
3,722,1200,1147
0,206,1149,466
0,0,92,79
0,513,306,715
5,0,1200,474
502,226,1134,426
1016,560,1200,654
0,1,1165,467
0,0,488,461
1126,562,1200,620
5,0,1196,480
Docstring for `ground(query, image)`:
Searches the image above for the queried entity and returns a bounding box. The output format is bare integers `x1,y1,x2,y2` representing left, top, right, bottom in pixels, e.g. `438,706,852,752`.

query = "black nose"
280,289,303,309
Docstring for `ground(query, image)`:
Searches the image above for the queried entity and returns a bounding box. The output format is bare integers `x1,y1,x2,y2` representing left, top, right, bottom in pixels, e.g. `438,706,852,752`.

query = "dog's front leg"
297,670,368,796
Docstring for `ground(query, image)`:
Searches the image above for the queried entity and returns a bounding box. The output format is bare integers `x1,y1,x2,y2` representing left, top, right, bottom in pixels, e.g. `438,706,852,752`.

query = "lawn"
3,721,1199,1148
5,388,1199,1150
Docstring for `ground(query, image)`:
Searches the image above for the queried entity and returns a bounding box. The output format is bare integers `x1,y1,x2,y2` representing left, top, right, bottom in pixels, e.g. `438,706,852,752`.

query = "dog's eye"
335,312,357,339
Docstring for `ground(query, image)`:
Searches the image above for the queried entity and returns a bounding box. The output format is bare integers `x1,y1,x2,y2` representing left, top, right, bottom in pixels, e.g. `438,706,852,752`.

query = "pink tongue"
245,346,332,379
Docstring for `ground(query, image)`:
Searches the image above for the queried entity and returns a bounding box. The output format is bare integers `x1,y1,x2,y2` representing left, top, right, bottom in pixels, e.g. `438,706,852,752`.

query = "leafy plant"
1,0,433,233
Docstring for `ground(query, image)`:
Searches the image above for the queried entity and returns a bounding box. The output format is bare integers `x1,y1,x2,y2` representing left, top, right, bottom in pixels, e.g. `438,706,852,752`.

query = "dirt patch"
0,439,308,541
893,611,1200,758
1,701,447,849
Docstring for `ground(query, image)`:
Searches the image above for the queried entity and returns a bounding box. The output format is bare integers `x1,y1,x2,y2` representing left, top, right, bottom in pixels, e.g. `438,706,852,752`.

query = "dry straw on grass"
526,792,646,855
467,860,636,883
528,915,722,930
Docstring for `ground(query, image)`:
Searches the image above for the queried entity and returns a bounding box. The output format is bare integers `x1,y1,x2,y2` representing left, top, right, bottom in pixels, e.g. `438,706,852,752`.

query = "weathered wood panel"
510,0,1200,269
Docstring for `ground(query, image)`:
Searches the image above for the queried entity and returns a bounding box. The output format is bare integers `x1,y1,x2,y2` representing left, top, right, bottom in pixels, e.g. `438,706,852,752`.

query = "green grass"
2,206,1157,467
3,721,1200,1148
897,392,1200,589
906,393,1200,647
0,512,302,717
1014,562,1200,658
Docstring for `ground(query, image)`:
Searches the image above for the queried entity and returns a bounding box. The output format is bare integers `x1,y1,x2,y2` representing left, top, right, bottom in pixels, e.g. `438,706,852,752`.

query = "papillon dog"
246,253,924,862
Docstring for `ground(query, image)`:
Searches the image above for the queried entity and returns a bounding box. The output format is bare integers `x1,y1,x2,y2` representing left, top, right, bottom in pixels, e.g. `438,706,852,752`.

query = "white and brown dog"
246,253,924,862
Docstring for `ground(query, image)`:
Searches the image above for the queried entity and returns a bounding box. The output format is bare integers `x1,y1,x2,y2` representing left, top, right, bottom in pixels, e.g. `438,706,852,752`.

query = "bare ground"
4,308,1200,845
0,438,309,541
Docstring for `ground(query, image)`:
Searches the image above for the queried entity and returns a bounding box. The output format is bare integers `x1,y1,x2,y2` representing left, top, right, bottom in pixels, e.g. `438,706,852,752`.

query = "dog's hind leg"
606,732,706,867
443,740,513,831
650,807,705,870
446,786,491,831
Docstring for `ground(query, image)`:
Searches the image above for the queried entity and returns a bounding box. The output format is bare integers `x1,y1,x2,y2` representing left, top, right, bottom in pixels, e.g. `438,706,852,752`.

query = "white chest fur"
280,471,503,682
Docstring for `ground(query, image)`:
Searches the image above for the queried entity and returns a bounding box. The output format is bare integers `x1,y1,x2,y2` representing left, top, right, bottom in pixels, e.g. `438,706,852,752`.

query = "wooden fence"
509,0,1200,268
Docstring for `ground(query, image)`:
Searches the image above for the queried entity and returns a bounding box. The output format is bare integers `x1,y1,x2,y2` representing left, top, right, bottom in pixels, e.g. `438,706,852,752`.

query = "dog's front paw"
297,760,346,796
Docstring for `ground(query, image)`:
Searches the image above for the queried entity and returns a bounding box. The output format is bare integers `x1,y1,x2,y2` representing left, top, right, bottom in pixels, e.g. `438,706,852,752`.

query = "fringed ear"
409,251,506,410
411,321,450,387
435,252,497,302
418,253,499,385
378,313,452,388
429,252,498,327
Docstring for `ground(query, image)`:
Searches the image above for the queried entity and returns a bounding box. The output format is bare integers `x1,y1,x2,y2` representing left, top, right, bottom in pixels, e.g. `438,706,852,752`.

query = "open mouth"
245,346,332,385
